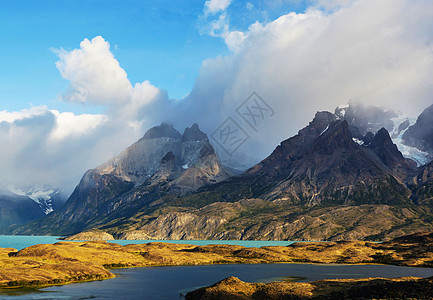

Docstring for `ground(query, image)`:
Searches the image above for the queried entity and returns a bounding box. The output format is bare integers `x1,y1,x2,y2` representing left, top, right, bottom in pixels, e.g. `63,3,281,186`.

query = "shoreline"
0,232,433,291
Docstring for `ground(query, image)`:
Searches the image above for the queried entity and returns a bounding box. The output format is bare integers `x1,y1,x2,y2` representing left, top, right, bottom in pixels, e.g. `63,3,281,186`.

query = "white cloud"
204,0,232,15
54,35,162,117
313,0,355,11
199,0,240,51
49,111,107,141
55,36,132,105
0,107,48,122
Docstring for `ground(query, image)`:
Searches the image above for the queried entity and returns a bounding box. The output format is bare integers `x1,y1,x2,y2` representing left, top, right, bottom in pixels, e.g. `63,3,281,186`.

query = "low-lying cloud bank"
1,0,432,193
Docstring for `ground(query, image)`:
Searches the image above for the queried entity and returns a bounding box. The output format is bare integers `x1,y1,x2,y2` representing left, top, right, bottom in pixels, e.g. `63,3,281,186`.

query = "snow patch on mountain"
7,186,63,214
320,125,330,136
352,138,364,145
390,114,431,166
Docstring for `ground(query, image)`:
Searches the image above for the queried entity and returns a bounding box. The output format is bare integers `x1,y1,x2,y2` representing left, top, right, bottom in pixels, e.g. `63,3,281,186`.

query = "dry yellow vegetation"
185,276,433,299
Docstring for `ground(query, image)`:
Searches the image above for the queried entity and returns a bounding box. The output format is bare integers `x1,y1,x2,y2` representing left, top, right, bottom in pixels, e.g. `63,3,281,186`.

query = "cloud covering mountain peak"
1,0,432,194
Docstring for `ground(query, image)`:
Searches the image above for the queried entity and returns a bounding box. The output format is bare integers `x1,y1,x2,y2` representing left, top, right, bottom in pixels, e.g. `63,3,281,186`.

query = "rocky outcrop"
62,231,114,241
118,212,228,240
185,276,433,300
402,104,433,154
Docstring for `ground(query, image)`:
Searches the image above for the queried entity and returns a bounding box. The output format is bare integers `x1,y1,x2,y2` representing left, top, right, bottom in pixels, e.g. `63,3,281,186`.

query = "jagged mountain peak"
182,123,208,142
246,111,415,206
311,120,358,154
247,113,341,177
141,122,182,141
402,104,433,154
362,131,375,145
14,108,433,238
298,111,337,137
367,127,417,176
99,122,223,183
31,122,232,233
370,128,396,149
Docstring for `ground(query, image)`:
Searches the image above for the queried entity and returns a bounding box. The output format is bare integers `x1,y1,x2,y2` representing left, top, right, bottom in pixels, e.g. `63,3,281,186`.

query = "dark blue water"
1,263,432,299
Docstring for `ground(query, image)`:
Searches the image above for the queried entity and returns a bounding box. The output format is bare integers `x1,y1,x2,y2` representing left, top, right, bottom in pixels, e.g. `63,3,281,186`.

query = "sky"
0,0,307,111
0,0,432,194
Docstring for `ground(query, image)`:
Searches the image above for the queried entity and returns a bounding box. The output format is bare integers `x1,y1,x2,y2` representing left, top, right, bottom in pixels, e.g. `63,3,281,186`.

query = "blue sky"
0,0,308,114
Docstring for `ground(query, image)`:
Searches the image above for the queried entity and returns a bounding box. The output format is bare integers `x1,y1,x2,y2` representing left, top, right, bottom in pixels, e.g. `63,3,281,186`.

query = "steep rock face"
246,111,338,177
171,124,229,192
16,123,230,235
0,192,45,228
96,123,228,192
97,123,183,185
246,113,413,206
408,160,433,204
367,128,417,178
52,170,136,231
402,104,433,154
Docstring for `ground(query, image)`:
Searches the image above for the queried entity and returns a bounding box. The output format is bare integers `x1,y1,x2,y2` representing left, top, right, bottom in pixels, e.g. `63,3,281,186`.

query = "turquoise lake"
0,235,294,250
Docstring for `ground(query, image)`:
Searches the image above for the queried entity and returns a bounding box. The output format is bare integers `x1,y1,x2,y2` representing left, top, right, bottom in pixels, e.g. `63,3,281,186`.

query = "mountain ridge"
10,104,433,241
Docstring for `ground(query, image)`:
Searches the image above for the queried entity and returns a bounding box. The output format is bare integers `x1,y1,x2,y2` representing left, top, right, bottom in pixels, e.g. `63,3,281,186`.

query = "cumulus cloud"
54,36,161,114
55,36,132,105
49,111,107,141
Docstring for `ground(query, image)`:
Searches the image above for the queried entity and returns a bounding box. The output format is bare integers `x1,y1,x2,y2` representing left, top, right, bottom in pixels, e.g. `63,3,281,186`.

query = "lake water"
1,236,432,299
1,263,432,299
0,235,295,250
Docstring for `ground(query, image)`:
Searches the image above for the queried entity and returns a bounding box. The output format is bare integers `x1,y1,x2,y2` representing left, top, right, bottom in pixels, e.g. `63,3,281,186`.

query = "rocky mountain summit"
246,111,416,205
14,123,230,235
95,122,228,189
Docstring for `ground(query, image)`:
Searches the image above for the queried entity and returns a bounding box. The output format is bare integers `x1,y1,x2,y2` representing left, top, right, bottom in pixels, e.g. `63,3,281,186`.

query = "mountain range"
0,187,65,229
9,103,433,241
